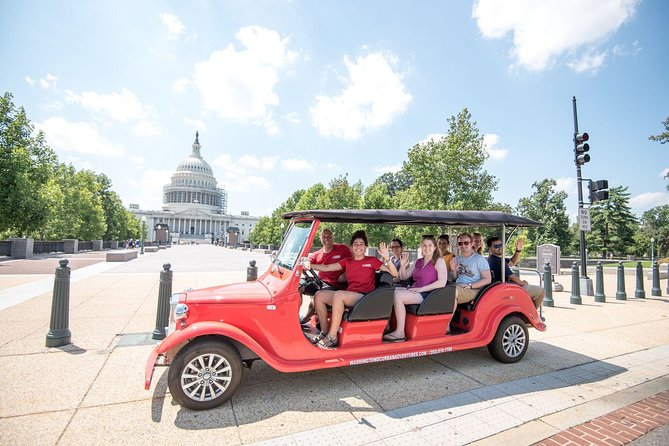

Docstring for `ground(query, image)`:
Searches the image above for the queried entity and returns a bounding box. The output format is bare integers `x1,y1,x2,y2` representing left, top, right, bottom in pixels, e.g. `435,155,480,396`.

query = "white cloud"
133,121,162,137
659,168,668,179
36,117,124,157
310,51,412,140
472,0,640,72
191,26,298,134
372,164,402,174
211,153,274,192
284,112,301,124
325,162,340,170
130,156,145,167
483,133,509,160
630,192,669,214
567,49,608,74
555,177,577,195
66,88,161,136
416,133,446,146
64,156,93,170
184,117,206,131
40,73,58,90
25,75,35,86
160,12,185,38
172,77,190,92
281,159,313,171
124,168,173,210
238,155,279,171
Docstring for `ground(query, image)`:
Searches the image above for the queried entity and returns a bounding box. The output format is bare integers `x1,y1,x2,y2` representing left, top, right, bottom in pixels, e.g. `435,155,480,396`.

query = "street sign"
579,208,591,231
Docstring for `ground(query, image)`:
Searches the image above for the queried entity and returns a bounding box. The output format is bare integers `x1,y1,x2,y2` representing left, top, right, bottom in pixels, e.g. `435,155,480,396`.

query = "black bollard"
634,262,645,298
666,263,669,295
152,263,173,340
46,259,72,347
247,260,258,281
615,261,627,300
651,261,661,297
594,261,606,303
570,261,582,305
543,262,554,307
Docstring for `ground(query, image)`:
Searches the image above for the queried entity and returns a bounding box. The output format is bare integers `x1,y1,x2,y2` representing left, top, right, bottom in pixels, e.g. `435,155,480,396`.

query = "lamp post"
140,216,146,255
650,237,655,264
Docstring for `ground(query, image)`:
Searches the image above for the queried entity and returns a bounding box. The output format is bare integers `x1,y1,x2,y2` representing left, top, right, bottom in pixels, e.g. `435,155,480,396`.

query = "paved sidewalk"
0,245,667,445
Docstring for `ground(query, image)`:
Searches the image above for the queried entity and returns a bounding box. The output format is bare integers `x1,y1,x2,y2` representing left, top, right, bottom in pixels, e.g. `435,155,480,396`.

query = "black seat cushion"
345,286,394,321
405,285,457,315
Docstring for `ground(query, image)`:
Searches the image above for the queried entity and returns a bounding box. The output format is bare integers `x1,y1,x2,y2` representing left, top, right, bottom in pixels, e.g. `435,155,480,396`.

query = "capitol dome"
162,132,227,214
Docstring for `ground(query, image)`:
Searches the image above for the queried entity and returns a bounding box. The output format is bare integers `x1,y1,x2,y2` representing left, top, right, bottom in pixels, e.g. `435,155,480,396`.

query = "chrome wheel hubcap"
181,353,232,402
502,324,526,358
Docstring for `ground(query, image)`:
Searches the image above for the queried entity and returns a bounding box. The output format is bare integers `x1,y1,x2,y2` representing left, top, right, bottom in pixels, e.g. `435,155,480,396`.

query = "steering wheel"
302,267,324,289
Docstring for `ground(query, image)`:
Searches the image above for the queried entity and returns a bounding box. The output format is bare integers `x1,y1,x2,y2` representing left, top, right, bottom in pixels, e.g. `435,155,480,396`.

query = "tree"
249,189,306,247
316,174,363,243
0,92,57,236
586,186,638,257
636,204,669,259
96,173,130,241
395,108,498,246
648,116,669,190
516,179,572,252
39,165,107,240
648,116,669,144
361,181,396,245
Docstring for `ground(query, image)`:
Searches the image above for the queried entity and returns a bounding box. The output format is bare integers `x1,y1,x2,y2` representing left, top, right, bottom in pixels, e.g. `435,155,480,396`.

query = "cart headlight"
168,293,188,334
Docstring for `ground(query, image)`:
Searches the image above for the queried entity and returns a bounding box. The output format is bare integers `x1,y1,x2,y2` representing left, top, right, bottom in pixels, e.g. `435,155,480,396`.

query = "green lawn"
602,261,653,268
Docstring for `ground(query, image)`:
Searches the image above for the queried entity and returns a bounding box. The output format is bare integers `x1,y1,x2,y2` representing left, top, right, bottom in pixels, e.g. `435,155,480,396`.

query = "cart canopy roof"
282,209,542,228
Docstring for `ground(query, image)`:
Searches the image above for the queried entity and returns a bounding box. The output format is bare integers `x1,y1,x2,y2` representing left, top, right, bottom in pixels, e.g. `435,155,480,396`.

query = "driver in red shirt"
300,228,351,324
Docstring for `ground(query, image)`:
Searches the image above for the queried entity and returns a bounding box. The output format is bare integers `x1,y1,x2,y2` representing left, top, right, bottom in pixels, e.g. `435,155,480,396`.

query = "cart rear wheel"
487,316,528,363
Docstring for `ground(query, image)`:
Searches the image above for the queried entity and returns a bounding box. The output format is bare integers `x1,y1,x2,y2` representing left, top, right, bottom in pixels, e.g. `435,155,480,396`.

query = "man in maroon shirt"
300,229,351,324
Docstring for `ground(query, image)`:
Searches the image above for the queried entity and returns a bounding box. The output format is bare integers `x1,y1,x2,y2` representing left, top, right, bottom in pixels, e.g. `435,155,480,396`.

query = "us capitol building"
129,132,259,245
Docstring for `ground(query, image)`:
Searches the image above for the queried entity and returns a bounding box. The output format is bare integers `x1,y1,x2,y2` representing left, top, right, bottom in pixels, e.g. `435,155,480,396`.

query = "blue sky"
1,0,667,220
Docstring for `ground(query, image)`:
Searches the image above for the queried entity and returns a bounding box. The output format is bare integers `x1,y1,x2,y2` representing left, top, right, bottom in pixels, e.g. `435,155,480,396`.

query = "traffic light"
574,132,590,165
589,179,609,202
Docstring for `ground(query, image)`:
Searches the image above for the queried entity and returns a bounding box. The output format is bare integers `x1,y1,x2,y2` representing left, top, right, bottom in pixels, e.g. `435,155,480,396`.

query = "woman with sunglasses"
454,232,491,304
383,235,452,342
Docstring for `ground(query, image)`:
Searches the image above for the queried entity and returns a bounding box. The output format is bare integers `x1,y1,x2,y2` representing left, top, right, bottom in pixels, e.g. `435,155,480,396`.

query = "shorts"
523,284,544,303
456,286,479,304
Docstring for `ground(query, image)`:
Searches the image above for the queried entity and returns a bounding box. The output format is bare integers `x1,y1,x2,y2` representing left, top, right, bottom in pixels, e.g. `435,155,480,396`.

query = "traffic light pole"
572,97,593,296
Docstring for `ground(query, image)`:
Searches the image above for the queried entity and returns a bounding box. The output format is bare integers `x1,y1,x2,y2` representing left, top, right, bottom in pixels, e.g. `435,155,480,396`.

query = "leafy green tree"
395,109,498,246
374,170,412,197
40,165,107,240
316,174,363,243
361,181,396,245
95,173,129,240
295,183,326,211
250,189,306,247
516,179,572,253
648,116,669,144
0,92,57,236
635,204,668,259
586,185,637,257
648,116,669,190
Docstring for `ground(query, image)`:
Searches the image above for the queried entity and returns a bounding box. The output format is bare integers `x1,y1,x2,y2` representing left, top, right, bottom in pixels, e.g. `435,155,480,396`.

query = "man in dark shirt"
486,236,544,309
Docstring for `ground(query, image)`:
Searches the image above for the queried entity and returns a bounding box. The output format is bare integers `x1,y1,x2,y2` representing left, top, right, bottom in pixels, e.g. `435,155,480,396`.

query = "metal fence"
78,241,92,251
0,240,11,256
33,241,65,255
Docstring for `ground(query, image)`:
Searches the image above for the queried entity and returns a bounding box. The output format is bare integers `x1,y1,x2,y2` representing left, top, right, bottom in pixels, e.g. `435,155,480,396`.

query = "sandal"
306,331,327,344
316,334,338,349
382,333,406,343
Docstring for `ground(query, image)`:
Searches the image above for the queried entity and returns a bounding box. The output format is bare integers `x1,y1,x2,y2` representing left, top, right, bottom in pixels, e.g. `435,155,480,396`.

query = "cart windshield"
274,221,314,270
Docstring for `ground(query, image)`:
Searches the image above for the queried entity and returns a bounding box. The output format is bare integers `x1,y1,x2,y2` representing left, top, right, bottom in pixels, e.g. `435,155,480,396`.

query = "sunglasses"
492,243,503,249
457,241,470,246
